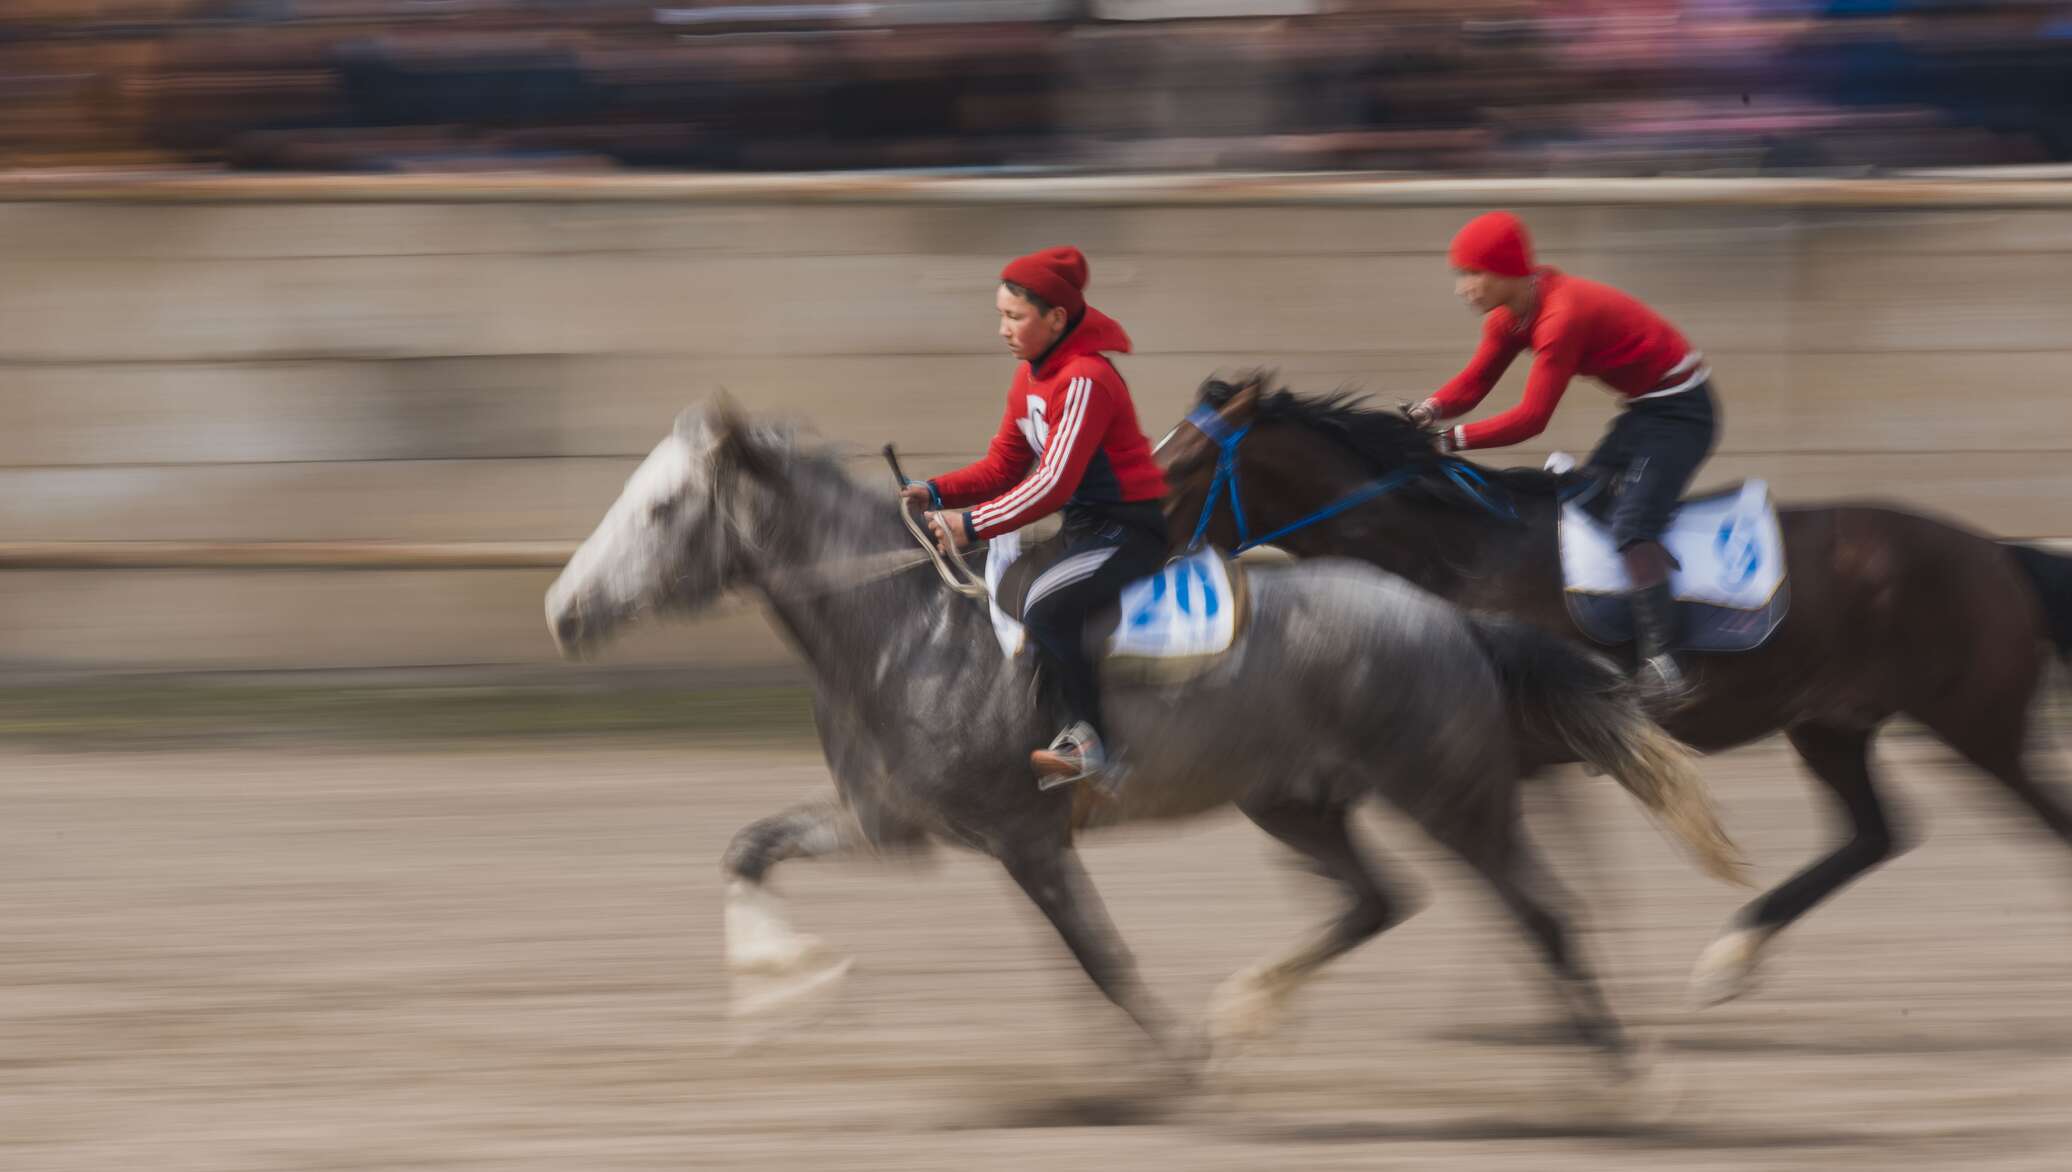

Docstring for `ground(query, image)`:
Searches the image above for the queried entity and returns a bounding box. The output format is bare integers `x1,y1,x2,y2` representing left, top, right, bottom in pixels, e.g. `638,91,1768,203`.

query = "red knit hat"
1000,246,1088,317
1448,211,1534,278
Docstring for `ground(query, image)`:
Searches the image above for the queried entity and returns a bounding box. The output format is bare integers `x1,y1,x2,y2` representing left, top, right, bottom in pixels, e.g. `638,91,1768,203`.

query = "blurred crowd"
3,0,2071,174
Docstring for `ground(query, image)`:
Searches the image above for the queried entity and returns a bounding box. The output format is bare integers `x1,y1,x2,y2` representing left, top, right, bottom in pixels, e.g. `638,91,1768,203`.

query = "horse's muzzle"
551,610,586,659
545,585,596,661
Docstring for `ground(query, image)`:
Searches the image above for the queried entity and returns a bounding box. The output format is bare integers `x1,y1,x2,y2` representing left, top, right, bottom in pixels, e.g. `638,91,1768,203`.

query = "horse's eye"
648,498,675,523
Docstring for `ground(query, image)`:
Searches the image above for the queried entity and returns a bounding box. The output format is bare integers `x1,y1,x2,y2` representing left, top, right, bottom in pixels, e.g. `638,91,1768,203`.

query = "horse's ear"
709,390,748,435
673,403,708,440
709,392,780,480
1228,375,1264,421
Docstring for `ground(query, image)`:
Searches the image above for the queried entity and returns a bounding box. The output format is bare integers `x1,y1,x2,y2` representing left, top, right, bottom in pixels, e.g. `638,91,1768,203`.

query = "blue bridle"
1181,403,1520,554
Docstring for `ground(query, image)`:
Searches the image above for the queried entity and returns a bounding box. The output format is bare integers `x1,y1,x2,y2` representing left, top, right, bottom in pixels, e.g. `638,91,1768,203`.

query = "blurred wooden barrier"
0,542,575,570
2,174,2069,671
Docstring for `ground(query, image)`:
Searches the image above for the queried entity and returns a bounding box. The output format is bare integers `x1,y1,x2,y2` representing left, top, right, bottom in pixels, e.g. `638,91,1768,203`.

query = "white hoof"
1689,927,1772,1008
723,880,852,1032
1207,965,1295,1051
725,879,830,975
730,955,855,1021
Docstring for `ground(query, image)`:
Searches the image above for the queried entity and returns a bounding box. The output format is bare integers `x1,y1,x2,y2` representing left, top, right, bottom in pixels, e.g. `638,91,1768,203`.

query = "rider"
1406,211,1719,701
902,246,1169,785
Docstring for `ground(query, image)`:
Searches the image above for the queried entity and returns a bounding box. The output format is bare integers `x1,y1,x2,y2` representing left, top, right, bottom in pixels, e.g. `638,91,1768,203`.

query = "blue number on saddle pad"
1715,513,1762,590
1128,558,1219,629
1102,550,1242,661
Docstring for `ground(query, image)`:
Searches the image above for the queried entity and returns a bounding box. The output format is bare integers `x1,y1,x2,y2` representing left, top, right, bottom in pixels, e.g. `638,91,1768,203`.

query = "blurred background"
3,4,2071,1171
4,0,2072,175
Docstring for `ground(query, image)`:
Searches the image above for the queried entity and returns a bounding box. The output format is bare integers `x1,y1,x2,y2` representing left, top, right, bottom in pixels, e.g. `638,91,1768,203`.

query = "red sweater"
1430,268,1706,451
931,308,1167,540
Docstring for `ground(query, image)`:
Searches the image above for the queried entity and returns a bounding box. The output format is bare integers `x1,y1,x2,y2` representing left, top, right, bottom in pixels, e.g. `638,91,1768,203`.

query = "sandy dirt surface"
1,736,2066,1171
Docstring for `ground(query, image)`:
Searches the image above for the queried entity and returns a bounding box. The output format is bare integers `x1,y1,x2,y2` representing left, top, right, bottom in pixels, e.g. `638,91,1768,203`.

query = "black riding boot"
1629,581,1689,706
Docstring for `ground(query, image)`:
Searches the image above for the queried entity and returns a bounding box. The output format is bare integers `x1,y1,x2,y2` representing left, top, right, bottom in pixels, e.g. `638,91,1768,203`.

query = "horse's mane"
1198,374,1565,514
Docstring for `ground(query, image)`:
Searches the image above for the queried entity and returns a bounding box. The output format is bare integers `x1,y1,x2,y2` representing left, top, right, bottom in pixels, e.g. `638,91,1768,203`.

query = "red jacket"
931,308,1167,540
1431,268,1706,450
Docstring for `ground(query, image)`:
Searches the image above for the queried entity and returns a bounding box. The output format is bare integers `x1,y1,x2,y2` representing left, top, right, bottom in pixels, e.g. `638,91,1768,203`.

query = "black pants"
1586,381,1720,550
1020,504,1168,742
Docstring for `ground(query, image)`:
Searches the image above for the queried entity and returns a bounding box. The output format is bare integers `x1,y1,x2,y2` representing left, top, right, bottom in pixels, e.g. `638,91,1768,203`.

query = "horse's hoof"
725,879,830,975
1689,927,1771,1008
729,954,855,1022
1594,1049,1690,1129
1157,1029,1213,1088
1206,966,1293,1054
728,931,831,976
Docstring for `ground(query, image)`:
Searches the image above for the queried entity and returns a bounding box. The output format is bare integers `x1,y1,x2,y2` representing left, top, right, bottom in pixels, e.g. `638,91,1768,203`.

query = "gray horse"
545,399,1745,1083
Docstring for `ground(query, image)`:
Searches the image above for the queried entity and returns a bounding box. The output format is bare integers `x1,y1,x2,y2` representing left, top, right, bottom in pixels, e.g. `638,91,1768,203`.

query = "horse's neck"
747,465,1000,710
1266,458,1545,598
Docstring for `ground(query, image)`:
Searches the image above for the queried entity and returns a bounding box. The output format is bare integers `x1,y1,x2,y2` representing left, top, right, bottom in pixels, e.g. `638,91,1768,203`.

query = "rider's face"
1455,267,1509,314
998,284,1066,361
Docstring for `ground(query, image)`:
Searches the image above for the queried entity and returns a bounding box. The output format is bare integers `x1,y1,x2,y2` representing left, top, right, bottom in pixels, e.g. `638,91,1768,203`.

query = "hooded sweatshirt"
930,307,1167,540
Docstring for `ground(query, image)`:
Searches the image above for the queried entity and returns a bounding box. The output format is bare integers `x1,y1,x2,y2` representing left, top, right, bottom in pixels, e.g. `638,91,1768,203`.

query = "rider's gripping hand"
899,482,936,509
926,510,974,555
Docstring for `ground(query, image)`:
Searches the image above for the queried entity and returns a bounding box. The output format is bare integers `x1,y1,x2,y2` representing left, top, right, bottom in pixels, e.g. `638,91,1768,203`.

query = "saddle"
1557,474,1789,653
987,531,1251,685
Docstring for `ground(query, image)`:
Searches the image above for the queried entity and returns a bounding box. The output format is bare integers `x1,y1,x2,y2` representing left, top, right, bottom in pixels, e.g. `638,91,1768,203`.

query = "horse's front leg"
998,843,1197,1072
722,796,921,1018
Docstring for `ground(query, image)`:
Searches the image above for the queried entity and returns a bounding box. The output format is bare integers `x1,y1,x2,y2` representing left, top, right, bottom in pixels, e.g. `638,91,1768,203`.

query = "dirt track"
1,736,2066,1170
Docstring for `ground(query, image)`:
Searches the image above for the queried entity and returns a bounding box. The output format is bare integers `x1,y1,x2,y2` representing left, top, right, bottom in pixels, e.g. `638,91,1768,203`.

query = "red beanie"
1000,246,1088,317
1448,211,1534,278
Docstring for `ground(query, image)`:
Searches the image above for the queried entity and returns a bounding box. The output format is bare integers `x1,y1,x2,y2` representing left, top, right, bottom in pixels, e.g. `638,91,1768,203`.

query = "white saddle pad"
1559,479,1785,610
984,533,1240,661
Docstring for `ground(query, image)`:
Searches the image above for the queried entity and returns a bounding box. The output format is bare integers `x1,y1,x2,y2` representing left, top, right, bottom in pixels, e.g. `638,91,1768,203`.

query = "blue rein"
1182,403,1519,554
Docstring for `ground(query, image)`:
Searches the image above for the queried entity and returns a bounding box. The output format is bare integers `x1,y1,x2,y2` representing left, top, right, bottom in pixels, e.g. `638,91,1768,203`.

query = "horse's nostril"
554,608,584,653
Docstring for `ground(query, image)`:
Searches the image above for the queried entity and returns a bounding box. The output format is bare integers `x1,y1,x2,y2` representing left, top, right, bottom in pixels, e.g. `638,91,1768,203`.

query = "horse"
544,397,1747,1087
1158,373,2072,1006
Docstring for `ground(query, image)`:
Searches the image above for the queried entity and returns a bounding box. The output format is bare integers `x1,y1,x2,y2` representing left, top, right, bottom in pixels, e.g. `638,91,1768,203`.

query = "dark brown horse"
1157,374,2072,1005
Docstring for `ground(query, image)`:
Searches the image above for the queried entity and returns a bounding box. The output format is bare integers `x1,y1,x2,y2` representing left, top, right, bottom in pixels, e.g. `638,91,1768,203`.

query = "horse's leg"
1693,722,1901,1007
1430,801,1636,1080
1956,733,2072,845
722,797,921,1017
1208,796,1416,1050
1911,661,2072,848
998,844,1191,1066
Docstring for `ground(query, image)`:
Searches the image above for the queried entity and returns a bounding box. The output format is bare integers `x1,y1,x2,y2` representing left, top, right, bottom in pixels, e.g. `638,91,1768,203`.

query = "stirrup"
1033,723,1108,791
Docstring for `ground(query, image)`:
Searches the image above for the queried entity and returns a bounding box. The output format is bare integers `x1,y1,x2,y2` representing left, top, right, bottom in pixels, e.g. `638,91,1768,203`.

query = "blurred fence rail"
3,174,2069,672
0,542,575,571
10,174,2072,207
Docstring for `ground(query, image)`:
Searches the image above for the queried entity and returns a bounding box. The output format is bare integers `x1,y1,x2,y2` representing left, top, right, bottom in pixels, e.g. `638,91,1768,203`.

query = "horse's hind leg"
1913,664,2072,848
1209,795,1417,1051
1694,722,1901,1007
998,844,1192,1068
1429,801,1635,1079
1962,737,2072,845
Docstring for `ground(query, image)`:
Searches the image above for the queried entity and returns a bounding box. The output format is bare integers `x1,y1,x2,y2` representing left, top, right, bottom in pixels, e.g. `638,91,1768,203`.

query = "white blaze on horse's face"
546,417,718,657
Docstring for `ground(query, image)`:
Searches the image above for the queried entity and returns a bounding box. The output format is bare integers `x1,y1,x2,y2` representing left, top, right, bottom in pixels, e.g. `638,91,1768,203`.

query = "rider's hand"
1403,399,1442,431
926,510,972,555
898,482,934,509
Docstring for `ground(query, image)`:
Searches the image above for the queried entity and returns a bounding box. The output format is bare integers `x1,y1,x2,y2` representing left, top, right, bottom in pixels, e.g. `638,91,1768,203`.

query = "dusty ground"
1,735,2066,1170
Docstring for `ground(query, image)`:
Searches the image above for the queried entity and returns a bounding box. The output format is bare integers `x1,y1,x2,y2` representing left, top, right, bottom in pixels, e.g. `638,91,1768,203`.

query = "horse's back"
1238,558,1511,732
1250,558,1478,643
1760,502,2049,718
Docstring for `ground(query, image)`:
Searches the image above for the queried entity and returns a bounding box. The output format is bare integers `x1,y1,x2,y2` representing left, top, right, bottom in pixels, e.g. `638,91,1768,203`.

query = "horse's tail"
2010,543,2072,662
1466,614,1751,888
